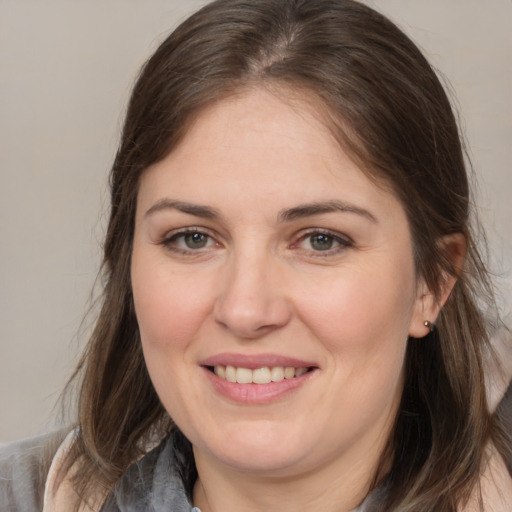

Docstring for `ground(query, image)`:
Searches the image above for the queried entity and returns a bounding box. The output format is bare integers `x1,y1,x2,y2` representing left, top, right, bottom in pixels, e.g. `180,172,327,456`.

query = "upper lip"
200,353,317,369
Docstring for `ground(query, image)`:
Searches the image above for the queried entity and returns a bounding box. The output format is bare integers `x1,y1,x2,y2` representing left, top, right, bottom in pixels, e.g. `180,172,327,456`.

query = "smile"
200,354,318,402
212,365,311,384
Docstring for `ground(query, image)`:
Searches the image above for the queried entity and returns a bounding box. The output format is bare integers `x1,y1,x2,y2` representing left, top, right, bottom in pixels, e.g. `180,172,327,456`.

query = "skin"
130,87,450,512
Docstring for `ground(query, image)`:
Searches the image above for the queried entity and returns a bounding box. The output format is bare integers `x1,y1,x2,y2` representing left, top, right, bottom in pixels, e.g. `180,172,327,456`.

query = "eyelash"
160,228,353,257
160,228,219,255
294,229,354,256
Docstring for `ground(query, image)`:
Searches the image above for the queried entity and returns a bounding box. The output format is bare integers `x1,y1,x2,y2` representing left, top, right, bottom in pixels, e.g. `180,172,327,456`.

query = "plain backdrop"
1,0,511,442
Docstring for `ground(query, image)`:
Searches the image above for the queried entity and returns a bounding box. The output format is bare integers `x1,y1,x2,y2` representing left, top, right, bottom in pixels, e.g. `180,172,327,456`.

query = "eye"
181,232,210,249
161,229,217,253
308,233,336,251
295,230,353,254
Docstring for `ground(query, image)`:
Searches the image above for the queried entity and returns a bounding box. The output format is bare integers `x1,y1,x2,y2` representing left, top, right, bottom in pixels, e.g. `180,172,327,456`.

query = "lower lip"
203,367,316,404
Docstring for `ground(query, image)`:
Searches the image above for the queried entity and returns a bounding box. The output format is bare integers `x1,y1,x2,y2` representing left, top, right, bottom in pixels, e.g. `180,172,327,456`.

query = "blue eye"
182,232,209,249
162,230,215,252
308,233,335,251
297,230,352,254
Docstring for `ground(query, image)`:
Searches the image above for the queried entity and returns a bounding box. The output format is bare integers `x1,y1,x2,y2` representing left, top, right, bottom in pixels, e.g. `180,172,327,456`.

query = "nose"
213,252,292,339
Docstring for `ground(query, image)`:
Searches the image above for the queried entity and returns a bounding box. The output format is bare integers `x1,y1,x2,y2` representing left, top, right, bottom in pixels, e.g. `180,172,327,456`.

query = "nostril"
213,280,293,339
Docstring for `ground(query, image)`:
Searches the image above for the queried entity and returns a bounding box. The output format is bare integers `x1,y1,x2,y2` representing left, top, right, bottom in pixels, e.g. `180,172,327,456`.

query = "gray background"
1,0,511,442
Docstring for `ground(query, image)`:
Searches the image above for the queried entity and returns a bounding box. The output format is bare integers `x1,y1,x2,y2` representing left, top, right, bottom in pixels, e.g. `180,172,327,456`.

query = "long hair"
62,1,509,509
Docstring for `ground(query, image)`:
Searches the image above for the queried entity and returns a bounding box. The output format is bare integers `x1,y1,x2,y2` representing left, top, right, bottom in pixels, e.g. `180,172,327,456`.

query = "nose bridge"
214,242,290,338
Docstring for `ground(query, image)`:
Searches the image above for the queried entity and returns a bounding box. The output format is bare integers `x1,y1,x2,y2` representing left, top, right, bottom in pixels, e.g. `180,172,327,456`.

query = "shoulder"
464,441,512,512
0,430,67,512
101,434,192,511
480,443,512,512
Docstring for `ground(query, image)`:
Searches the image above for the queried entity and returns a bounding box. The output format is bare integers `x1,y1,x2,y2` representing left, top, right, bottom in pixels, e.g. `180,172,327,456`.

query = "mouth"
200,353,318,403
206,365,315,384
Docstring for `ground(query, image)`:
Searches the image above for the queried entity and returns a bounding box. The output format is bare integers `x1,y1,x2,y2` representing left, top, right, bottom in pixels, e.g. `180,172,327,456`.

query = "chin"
219,446,306,474
193,422,315,474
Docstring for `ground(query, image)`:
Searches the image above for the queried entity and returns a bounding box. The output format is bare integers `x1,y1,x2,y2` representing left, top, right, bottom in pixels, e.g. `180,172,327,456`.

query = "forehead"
137,87,403,224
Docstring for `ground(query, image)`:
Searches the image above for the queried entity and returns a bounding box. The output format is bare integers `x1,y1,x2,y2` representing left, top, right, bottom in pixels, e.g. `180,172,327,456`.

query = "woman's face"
131,88,429,479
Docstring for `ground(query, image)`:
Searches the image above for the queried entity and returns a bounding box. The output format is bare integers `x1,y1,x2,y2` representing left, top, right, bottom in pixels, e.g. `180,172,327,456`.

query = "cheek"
131,252,215,355
130,252,217,426
296,259,416,367
295,263,415,432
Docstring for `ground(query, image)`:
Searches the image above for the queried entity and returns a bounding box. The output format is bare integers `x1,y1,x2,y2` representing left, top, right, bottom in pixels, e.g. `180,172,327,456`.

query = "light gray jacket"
0,432,384,512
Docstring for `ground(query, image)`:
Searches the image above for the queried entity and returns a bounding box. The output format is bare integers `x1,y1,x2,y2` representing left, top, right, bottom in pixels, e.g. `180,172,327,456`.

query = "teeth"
253,367,272,384
284,366,295,379
295,367,308,377
225,365,236,383
236,367,253,384
270,366,284,382
213,365,310,384
214,365,226,379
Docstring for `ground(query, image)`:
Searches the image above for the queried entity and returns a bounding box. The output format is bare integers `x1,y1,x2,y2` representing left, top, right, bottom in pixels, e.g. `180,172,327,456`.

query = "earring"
424,320,434,332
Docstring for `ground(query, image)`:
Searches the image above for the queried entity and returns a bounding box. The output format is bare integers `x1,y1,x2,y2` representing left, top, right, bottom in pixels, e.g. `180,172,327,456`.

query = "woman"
1,0,511,510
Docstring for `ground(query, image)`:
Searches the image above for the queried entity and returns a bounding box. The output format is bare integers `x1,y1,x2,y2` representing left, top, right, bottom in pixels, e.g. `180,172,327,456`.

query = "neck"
192,442,387,512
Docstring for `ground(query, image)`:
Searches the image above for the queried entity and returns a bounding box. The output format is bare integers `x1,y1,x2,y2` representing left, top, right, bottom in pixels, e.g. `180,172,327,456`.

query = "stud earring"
424,320,434,332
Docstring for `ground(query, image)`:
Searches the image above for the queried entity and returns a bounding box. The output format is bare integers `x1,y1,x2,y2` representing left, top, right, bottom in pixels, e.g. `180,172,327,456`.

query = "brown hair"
62,0,509,509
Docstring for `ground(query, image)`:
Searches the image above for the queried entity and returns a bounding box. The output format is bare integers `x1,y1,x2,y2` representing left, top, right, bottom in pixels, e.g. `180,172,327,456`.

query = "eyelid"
160,226,221,252
157,226,353,257
292,228,354,253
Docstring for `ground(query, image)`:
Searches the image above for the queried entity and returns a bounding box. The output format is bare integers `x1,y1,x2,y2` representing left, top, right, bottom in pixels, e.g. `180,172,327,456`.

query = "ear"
409,233,466,338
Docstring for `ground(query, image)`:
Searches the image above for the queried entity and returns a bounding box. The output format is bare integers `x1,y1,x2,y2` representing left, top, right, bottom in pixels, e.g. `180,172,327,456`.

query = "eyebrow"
145,198,377,224
277,200,377,224
145,199,221,220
